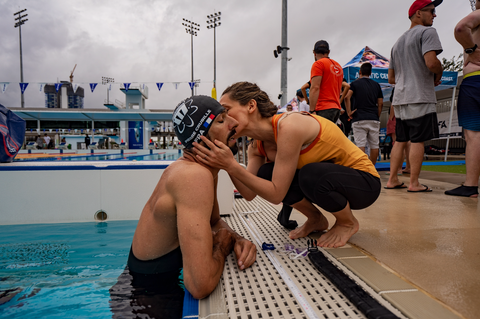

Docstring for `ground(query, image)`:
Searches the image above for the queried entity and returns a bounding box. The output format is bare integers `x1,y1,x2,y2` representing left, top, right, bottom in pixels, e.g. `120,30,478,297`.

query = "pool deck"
281,169,478,319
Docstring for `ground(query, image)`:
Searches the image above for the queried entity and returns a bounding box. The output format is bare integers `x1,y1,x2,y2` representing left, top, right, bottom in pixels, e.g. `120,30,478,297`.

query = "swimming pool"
0,221,136,318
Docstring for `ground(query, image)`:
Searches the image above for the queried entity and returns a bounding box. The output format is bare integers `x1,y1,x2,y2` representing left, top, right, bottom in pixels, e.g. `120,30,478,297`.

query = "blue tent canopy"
343,46,460,161
342,46,458,101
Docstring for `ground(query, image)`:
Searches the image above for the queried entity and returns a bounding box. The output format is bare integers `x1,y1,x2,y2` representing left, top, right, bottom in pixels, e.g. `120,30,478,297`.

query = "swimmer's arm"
173,167,234,299
388,69,395,85
309,76,322,112
210,183,257,271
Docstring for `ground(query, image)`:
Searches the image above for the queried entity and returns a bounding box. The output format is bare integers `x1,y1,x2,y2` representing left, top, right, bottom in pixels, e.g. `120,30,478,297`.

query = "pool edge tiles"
0,160,175,171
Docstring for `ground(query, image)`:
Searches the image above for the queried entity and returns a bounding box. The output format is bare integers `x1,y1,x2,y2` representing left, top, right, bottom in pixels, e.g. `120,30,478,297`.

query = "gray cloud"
0,0,471,110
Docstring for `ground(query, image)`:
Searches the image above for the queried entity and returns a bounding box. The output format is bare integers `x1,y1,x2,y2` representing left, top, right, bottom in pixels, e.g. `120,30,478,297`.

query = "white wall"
0,161,233,225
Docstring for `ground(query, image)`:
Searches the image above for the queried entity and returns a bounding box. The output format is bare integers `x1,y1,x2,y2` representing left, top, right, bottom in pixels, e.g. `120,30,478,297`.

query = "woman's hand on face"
193,136,236,171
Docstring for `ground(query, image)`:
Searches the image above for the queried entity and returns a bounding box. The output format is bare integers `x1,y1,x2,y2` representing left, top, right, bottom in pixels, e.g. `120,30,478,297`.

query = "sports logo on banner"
1,82,9,94
156,83,164,91
188,82,195,90
19,83,29,94
124,83,131,91
90,83,98,92
54,83,63,92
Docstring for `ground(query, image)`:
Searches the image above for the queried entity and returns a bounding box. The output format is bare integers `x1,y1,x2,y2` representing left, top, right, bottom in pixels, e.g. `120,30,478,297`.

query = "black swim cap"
172,95,225,149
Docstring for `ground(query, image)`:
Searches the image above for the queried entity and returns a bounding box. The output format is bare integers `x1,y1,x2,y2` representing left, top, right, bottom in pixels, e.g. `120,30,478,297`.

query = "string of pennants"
0,82,198,94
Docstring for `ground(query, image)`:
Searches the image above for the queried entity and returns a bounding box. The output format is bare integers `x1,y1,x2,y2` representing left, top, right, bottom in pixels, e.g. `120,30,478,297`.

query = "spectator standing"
387,87,411,175
339,78,352,137
345,62,384,165
85,134,91,149
36,135,44,149
445,0,480,197
385,0,443,192
300,82,310,105
43,134,51,147
309,40,344,123
296,90,310,112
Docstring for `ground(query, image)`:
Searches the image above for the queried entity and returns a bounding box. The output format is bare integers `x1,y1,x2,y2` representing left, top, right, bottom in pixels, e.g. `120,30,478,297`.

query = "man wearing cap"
385,0,443,192
309,40,344,123
110,96,256,318
446,0,480,197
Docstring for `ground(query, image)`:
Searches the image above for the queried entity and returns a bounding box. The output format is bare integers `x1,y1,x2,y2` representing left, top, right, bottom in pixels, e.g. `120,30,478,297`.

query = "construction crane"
69,64,77,83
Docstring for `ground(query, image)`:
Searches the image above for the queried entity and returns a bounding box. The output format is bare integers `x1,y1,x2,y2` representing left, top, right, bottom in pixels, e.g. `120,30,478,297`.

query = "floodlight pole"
182,18,200,97
14,9,28,108
280,0,288,107
207,11,221,99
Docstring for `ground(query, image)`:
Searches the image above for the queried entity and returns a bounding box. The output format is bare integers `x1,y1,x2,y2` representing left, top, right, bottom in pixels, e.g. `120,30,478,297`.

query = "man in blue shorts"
385,0,443,192
445,0,480,197
109,96,256,318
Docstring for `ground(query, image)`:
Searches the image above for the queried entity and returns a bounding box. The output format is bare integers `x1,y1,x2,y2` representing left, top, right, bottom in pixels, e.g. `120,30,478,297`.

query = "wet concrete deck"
301,170,480,319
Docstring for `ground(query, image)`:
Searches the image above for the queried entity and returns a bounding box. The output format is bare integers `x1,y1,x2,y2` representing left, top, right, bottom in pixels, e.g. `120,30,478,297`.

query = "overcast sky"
0,0,473,111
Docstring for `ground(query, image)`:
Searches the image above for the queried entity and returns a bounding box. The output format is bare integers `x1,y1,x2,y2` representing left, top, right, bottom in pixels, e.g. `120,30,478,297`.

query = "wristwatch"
465,44,478,54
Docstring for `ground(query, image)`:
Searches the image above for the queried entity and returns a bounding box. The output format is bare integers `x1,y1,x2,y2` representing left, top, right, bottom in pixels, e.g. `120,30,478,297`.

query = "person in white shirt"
296,90,310,112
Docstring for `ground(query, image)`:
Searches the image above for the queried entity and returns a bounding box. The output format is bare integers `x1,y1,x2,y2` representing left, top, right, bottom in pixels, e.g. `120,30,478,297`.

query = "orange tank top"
257,113,379,178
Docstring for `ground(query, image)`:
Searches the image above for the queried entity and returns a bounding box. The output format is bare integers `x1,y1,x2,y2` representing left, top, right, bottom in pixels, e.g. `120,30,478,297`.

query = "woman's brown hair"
222,82,277,118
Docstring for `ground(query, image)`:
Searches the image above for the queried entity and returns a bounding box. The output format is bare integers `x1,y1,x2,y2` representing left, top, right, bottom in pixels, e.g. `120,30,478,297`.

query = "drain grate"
221,197,405,319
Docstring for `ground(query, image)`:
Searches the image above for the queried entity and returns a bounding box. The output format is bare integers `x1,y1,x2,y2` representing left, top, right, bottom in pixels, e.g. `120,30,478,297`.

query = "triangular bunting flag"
19,83,29,94
173,82,180,90
72,83,79,93
1,82,9,94
54,83,63,92
156,83,164,91
38,83,46,93
108,83,113,91
90,83,98,92
188,82,195,90
124,83,131,91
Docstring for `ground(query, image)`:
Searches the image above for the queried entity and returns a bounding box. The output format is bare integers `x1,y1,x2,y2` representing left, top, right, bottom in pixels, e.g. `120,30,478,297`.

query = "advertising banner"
436,111,462,139
128,121,144,149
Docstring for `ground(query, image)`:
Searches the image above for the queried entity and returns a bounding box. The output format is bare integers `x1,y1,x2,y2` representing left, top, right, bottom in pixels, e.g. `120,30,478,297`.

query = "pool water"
0,221,137,318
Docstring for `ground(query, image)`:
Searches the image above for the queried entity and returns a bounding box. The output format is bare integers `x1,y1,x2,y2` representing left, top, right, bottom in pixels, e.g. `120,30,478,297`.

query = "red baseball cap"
408,0,443,18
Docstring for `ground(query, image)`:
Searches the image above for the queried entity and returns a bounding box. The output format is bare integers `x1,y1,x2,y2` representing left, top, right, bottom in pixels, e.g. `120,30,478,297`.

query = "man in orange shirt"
309,40,344,123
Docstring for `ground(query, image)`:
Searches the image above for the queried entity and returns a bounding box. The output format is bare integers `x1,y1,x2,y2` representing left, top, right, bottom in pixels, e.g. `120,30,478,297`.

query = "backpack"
0,104,26,163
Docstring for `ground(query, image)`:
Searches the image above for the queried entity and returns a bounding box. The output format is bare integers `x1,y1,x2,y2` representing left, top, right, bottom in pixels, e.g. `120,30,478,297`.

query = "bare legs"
445,130,480,197
288,199,359,248
407,142,428,191
288,199,328,240
386,141,407,188
464,129,480,187
402,142,411,174
387,141,428,191
359,147,379,165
